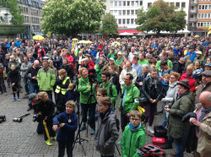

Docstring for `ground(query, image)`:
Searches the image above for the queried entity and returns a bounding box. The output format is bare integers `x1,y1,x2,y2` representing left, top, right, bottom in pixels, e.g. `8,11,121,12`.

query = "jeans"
28,81,39,94
169,135,187,157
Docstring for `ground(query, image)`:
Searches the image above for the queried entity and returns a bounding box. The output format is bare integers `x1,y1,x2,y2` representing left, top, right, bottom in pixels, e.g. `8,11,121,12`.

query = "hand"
32,76,36,79
12,83,15,86
150,99,154,103
164,107,170,112
59,123,65,128
152,99,157,104
190,118,200,126
52,125,58,131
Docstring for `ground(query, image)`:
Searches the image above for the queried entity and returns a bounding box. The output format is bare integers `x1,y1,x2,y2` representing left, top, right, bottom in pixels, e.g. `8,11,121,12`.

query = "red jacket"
180,72,196,92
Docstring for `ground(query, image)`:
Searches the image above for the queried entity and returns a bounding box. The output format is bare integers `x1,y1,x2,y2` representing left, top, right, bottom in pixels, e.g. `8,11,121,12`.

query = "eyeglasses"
130,117,140,121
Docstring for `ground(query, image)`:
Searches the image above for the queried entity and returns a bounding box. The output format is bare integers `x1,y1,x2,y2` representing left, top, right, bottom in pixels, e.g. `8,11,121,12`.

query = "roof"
118,29,141,36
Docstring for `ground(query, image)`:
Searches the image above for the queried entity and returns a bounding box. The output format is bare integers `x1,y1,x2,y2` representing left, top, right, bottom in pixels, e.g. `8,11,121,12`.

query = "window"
131,10,134,15
127,10,130,15
140,1,143,6
119,1,122,6
127,1,130,6
123,10,126,15
127,19,130,24
176,2,180,8
135,10,138,15
115,1,117,6
123,1,126,6
170,2,174,6
123,19,125,24
198,5,201,9
182,2,186,8
148,3,152,8
131,1,134,6
118,19,121,24
119,10,122,15
131,19,134,24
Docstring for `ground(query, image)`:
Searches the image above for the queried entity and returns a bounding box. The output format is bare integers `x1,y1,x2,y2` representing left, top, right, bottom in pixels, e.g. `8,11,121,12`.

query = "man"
119,61,137,86
195,70,211,104
25,60,40,94
96,96,119,157
99,72,117,108
37,57,56,100
142,69,163,134
121,73,140,130
132,55,142,80
190,91,211,157
165,80,194,157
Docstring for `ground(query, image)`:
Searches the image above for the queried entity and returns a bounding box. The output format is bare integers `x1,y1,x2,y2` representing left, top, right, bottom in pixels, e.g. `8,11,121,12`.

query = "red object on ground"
152,136,166,146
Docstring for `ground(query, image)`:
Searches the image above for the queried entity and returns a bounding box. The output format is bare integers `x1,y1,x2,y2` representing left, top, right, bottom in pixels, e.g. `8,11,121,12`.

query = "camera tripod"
72,102,88,156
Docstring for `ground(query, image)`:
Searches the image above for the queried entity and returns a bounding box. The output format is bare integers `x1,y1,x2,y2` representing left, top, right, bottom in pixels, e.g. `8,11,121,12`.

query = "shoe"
147,126,154,134
17,98,21,101
80,123,86,131
27,107,32,111
45,140,53,146
13,97,17,102
90,129,95,135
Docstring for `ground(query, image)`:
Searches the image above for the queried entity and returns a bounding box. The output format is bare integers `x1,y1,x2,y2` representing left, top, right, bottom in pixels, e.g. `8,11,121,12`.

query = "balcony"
189,17,197,22
190,9,197,14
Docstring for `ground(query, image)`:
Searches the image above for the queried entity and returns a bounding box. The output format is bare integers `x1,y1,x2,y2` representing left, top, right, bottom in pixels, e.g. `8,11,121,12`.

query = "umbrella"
132,36,137,39
111,41,121,47
72,38,78,41
78,40,93,44
208,31,211,35
194,35,200,38
33,35,44,41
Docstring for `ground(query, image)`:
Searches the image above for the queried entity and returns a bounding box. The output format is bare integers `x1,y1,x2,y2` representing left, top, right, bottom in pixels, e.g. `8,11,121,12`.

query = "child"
120,110,146,157
53,100,78,157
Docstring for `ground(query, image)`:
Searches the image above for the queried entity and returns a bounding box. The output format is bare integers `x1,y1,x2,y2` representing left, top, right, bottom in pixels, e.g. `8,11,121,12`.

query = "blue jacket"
53,112,78,142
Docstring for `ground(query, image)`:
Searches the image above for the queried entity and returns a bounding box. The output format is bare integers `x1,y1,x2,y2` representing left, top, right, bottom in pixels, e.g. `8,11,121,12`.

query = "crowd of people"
0,36,211,157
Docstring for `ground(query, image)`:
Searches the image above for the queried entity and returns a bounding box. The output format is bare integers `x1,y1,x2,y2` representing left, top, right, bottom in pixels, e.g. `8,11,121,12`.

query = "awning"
118,29,141,36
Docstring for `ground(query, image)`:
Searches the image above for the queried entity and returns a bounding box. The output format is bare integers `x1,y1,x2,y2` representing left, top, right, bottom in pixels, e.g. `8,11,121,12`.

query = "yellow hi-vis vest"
55,77,70,95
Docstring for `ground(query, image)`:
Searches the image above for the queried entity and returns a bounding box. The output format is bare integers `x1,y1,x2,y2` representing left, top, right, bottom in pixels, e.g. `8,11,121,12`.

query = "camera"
13,117,23,122
0,115,6,123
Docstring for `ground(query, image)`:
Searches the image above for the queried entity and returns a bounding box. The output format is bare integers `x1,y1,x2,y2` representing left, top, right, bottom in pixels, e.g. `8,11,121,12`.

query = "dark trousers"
58,140,73,157
144,102,157,126
121,111,129,131
0,77,6,93
42,119,54,141
81,103,96,130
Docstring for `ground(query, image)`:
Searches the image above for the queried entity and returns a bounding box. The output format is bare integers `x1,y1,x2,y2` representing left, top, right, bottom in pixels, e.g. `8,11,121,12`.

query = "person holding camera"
53,101,78,157
77,67,96,134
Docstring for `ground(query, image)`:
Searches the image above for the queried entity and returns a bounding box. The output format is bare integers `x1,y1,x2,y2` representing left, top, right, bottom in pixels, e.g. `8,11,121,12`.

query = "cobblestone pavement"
0,90,193,157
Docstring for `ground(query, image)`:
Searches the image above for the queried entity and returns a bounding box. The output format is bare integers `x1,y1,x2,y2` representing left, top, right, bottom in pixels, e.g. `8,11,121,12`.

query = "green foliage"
136,0,186,34
0,25,24,35
0,0,23,25
100,13,118,36
41,0,105,36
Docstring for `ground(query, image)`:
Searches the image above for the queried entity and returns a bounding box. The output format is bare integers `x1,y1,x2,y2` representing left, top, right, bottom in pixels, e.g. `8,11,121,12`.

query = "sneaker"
45,140,53,146
147,126,154,134
90,129,95,135
17,98,21,101
13,97,17,102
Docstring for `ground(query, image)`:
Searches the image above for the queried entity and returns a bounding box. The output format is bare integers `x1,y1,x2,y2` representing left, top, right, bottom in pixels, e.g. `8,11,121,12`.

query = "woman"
161,72,180,128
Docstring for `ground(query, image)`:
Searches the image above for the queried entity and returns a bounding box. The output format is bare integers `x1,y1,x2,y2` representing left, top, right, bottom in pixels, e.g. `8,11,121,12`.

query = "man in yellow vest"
55,69,70,113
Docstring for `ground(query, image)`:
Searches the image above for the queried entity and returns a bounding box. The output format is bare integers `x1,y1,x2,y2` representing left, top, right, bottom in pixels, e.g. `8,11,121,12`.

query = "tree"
100,13,118,36
41,0,105,36
136,0,186,34
0,0,23,25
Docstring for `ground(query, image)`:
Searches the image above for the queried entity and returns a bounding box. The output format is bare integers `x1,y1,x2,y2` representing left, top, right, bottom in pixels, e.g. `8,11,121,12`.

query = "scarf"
129,122,142,132
199,107,211,122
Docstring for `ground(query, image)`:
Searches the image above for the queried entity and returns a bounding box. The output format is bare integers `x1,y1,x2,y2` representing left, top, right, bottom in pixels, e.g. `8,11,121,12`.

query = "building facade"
104,0,190,34
196,0,211,34
17,0,44,38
